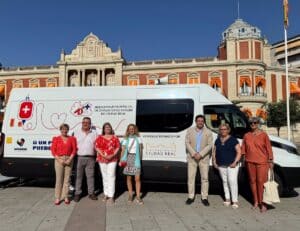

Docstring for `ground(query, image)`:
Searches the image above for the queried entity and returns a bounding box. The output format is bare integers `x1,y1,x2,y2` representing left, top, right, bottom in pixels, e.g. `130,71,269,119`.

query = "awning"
0,86,5,95
255,76,266,89
210,77,221,87
240,76,251,87
242,108,252,118
47,83,56,87
290,82,300,94
256,108,267,120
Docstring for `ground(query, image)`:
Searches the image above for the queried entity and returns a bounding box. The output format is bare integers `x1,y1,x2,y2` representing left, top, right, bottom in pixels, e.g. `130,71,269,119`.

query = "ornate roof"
222,19,261,41
61,33,122,63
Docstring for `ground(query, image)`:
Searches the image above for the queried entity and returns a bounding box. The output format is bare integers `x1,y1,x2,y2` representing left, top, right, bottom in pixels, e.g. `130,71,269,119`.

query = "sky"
0,0,299,67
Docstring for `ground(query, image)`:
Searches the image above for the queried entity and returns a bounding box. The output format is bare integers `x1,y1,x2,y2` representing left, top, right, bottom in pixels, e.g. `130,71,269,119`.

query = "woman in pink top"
51,123,77,205
95,122,120,204
241,117,273,213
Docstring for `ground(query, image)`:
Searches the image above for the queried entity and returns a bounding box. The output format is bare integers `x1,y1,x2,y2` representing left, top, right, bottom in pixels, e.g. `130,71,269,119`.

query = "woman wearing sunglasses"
241,117,273,213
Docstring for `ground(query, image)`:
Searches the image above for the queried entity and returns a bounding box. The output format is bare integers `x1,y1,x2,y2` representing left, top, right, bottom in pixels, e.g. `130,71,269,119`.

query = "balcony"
236,92,268,103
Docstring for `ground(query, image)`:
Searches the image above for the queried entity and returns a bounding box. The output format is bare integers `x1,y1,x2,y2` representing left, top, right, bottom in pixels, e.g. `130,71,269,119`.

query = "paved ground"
0,181,299,231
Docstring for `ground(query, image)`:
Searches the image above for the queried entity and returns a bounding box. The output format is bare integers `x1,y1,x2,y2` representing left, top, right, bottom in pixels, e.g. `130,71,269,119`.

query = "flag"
283,0,289,28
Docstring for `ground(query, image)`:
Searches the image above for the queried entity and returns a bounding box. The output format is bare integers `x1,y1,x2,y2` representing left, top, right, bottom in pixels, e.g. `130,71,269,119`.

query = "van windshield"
204,104,250,138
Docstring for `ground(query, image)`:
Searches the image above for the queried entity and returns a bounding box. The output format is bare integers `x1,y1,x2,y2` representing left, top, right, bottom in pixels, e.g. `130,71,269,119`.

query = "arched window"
147,74,159,85
0,80,6,110
168,73,179,84
239,76,251,95
208,71,222,92
106,72,116,86
12,80,23,88
29,79,39,88
210,77,222,92
127,75,139,86
86,72,97,86
255,76,266,96
46,78,57,87
187,72,200,84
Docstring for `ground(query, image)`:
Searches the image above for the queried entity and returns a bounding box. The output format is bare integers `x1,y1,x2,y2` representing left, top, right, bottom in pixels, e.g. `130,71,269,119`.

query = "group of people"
186,115,273,213
50,114,274,213
50,117,143,205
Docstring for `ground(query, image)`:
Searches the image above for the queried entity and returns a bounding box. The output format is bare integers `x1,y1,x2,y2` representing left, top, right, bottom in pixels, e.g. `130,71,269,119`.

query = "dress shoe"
185,198,195,205
73,194,81,202
201,199,210,206
88,194,98,200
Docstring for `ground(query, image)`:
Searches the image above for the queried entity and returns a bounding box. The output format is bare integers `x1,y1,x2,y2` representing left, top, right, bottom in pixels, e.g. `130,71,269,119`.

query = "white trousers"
218,166,239,203
99,162,117,198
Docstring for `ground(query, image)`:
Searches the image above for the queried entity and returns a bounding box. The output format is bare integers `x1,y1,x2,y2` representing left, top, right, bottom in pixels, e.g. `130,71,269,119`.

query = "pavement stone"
0,186,300,231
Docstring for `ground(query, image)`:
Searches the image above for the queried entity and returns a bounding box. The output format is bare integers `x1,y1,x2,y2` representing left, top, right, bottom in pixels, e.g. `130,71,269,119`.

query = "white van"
1,84,300,194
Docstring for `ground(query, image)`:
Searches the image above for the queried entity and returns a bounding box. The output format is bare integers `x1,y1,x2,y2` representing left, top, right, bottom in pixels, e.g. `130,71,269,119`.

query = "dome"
222,19,261,41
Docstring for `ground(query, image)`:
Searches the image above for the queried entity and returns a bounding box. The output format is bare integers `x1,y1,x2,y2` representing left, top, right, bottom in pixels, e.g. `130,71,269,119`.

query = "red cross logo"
18,101,33,120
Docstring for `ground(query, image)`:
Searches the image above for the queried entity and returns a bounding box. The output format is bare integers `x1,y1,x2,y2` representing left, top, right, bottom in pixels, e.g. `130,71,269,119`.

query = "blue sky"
0,0,299,67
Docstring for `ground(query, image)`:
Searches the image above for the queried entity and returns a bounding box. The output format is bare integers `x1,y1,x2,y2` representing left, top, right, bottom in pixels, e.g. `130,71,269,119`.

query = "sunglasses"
250,122,258,125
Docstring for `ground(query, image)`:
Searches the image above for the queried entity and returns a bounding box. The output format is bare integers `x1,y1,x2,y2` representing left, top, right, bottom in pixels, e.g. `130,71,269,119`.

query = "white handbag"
263,169,280,205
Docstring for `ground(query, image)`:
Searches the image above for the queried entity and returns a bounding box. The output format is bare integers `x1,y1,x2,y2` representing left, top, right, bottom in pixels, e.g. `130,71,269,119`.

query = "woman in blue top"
120,124,143,204
212,123,241,209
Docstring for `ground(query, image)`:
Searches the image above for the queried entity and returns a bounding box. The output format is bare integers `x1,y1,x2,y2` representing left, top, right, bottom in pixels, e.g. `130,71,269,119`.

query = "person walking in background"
185,115,213,206
51,123,77,205
95,122,120,204
212,124,241,209
73,117,98,202
241,117,273,213
120,124,143,205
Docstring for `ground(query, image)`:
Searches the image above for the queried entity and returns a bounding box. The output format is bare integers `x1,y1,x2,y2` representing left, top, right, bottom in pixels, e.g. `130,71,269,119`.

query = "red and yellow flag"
283,0,289,28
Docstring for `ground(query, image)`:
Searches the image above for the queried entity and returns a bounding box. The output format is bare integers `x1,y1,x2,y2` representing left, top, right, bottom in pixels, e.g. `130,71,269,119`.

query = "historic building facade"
0,19,300,120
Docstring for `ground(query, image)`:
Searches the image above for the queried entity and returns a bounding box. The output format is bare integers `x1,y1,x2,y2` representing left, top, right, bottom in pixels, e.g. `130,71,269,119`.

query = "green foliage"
266,99,300,136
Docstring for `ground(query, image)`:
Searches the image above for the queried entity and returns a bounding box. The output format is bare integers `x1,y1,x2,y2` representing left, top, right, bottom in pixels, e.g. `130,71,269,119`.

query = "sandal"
232,203,239,209
102,195,108,202
107,198,115,205
128,194,133,203
260,204,267,213
54,199,61,205
223,200,231,206
136,197,144,205
64,199,70,205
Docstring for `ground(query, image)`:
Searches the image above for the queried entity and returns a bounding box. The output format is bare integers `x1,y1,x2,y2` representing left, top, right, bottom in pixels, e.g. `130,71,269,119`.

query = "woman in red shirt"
51,123,77,205
241,117,273,213
95,122,120,204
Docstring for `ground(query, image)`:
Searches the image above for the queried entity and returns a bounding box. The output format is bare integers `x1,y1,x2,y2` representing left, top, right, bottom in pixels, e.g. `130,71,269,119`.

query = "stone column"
98,69,101,86
82,69,85,86
77,69,81,86
102,69,105,86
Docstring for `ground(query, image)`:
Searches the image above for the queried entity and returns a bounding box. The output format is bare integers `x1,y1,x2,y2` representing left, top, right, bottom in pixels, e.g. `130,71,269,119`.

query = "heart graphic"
50,113,67,128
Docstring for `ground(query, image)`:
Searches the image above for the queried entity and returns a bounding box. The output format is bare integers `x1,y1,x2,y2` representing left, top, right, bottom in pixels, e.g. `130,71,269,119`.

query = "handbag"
118,161,127,167
263,169,280,205
118,139,135,168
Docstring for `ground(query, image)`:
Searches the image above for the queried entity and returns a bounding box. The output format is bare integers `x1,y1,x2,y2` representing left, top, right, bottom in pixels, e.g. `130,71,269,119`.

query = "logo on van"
17,138,25,147
18,96,34,121
71,102,93,117
14,138,27,151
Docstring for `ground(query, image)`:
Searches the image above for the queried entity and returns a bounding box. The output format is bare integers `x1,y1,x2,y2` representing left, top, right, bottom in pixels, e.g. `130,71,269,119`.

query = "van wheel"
274,172,283,197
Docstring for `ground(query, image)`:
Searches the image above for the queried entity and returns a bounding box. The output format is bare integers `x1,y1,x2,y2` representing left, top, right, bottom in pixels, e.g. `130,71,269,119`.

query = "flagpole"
284,26,291,141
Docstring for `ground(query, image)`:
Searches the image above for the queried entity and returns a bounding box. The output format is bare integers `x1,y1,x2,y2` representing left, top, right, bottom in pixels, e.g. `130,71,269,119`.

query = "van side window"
204,105,250,138
137,99,194,132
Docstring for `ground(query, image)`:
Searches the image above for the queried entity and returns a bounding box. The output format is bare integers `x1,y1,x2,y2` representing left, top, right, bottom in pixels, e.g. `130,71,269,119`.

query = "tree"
266,99,300,136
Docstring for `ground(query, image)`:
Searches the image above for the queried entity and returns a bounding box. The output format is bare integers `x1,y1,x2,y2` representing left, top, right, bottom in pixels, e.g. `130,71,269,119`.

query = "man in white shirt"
73,117,98,202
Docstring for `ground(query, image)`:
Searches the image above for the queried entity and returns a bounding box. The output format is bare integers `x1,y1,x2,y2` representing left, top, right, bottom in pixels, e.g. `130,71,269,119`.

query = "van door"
136,99,194,182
